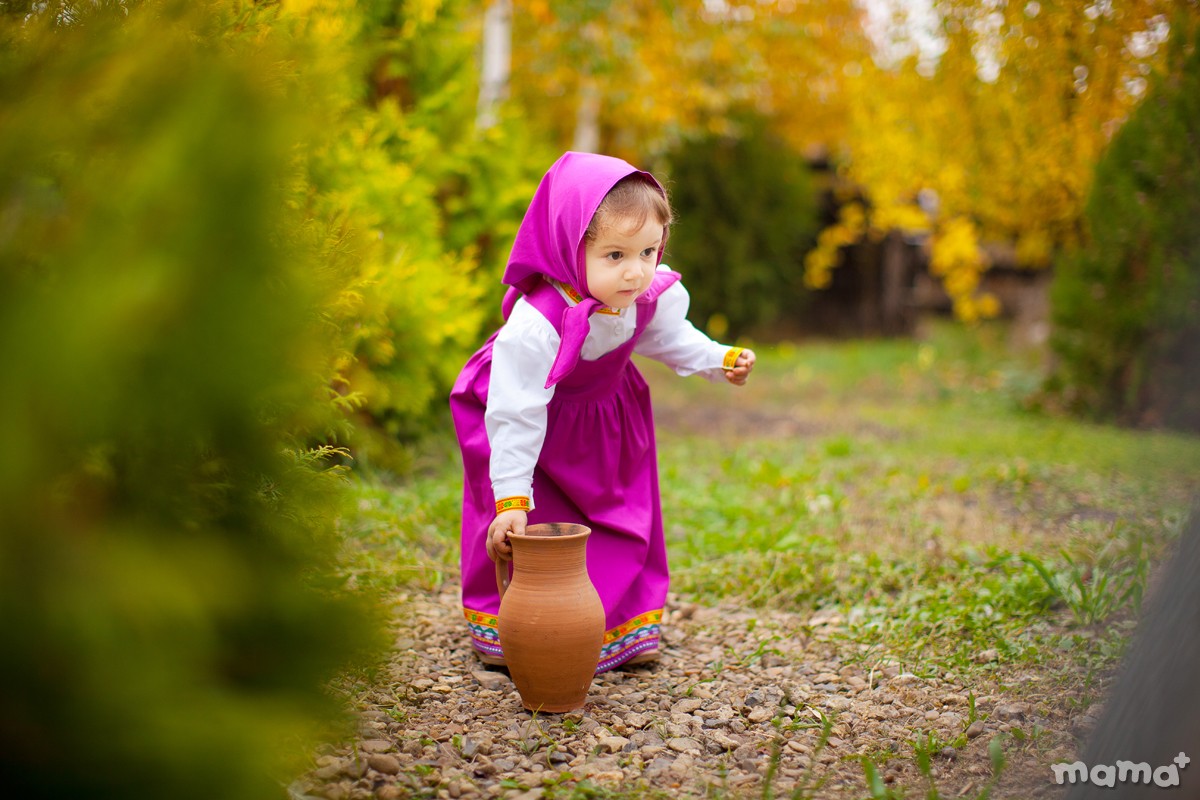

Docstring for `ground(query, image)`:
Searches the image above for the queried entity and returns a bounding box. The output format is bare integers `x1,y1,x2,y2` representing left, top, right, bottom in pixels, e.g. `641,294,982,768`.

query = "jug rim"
512,522,591,539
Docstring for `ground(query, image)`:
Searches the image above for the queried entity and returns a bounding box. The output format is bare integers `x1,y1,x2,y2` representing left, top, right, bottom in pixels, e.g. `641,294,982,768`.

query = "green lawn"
642,322,1197,680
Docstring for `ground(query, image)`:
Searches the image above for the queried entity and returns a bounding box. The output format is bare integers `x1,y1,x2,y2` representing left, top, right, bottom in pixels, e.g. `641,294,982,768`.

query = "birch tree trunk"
476,0,511,130
571,76,600,153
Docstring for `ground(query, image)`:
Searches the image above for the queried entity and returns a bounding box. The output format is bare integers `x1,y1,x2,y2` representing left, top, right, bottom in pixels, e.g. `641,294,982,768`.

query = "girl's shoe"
477,651,506,667
625,648,660,665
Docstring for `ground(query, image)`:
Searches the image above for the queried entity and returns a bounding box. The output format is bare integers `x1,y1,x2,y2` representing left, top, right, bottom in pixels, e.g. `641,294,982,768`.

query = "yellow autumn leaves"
294,1,1194,326
929,218,999,323
816,0,1194,321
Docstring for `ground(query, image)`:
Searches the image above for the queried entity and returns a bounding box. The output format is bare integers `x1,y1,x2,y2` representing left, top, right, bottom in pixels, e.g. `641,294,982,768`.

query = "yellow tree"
806,0,1199,321
504,0,871,164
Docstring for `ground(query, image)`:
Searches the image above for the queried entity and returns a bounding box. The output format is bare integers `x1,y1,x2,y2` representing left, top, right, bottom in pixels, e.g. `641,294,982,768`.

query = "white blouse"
485,268,735,508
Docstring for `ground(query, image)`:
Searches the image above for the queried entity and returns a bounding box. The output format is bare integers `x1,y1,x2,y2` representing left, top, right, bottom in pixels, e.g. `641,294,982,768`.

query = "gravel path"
292,587,1083,799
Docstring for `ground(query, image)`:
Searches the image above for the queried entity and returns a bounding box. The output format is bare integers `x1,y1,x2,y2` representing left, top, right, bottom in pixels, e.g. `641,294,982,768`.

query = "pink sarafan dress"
449,152,740,672
452,276,679,671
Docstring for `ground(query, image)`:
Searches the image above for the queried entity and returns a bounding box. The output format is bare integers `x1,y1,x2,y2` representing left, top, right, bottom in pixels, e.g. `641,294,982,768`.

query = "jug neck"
512,535,588,577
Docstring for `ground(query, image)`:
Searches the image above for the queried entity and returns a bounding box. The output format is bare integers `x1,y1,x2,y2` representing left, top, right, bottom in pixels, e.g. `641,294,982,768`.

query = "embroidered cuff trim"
495,496,531,514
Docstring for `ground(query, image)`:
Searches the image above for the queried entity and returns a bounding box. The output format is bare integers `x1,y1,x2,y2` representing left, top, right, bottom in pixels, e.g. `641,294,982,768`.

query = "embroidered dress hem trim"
465,608,502,657
464,606,663,672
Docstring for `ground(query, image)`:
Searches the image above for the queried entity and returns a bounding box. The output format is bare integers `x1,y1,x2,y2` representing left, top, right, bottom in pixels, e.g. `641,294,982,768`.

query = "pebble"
297,588,1081,800
591,770,625,782
667,737,703,754
747,707,774,723
367,754,401,775
936,712,964,729
624,711,652,728
820,696,851,714
471,670,510,691
669,753,697,779
598,736,630,753
995,702,1031,721
630,729,664,747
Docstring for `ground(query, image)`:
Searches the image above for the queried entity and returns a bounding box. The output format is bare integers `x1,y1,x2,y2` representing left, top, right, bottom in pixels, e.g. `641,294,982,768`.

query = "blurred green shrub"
0,3,379,798
664,116,820,339
1048,22,1200,430
296,0,547,473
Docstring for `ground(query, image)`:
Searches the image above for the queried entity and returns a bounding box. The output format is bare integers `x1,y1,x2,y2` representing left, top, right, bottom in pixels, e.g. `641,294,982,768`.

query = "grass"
336,318,1199,795
635,321,1198,679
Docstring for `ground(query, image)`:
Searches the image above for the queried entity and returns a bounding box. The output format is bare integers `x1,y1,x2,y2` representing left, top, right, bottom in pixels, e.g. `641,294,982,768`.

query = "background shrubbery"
1,0,552,791
291,0,547,473
664,117,820,339
0,4,383,798
1048,24,1200,431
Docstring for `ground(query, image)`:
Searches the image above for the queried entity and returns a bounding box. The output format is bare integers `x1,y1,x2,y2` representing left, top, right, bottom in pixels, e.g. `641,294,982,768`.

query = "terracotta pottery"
494,523,604,712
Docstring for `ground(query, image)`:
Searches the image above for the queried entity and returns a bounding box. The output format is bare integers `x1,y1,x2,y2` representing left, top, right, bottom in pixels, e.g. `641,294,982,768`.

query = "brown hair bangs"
585,173,673,244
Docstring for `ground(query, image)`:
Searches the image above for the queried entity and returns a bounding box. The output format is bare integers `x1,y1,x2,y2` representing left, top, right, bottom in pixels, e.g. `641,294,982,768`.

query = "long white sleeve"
635,280,737,382
485,301,557,506
485,276,738,507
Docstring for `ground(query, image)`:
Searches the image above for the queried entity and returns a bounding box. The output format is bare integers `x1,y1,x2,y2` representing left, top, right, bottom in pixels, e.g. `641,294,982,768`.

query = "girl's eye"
641,247,656,258
606,251,623,261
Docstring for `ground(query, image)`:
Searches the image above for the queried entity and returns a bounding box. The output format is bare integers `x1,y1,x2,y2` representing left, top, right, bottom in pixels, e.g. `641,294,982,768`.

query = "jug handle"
495,556,510,598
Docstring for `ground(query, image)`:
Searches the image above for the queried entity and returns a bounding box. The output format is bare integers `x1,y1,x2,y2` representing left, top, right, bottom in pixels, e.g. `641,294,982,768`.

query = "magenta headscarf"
501,151,677,387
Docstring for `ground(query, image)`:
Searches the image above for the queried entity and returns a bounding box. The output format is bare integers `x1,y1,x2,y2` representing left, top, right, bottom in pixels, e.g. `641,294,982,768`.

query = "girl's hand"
487,509,526,562
724,348,756,386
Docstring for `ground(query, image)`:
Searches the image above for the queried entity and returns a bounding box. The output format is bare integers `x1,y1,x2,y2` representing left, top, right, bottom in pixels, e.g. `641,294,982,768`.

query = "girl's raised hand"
724,348,756,386
487,509,526,562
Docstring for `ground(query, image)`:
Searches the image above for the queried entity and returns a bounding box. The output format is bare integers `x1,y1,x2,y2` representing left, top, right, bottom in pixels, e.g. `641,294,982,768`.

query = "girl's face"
583,216,663,310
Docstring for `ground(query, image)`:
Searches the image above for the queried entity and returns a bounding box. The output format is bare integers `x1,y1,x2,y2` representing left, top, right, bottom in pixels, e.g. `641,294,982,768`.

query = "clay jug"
494,523,604,712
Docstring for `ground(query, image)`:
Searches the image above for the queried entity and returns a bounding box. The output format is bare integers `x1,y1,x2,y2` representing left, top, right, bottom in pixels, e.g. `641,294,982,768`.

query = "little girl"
450,151,755,672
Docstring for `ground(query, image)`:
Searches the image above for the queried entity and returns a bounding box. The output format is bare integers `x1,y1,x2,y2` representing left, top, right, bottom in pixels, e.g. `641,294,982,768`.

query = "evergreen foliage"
1048,23,1200,430
664,118,819,338
0,3,379,797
